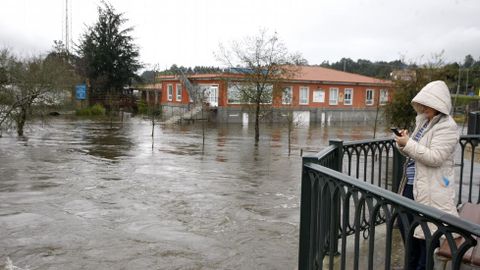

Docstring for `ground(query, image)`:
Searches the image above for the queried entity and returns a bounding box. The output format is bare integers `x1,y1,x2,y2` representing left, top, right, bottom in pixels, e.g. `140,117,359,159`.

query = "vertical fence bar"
392,146,405,193
469,143,475,203
385,148,390,190
299,155,317,270
327,139,343,268
458,141,466,205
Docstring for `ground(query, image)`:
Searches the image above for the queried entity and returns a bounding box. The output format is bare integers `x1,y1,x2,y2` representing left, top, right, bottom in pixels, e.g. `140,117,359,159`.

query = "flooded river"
0,117,388,269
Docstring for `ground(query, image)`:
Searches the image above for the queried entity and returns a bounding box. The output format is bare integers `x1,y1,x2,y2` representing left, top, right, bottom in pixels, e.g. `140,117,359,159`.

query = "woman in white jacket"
395,80,459,270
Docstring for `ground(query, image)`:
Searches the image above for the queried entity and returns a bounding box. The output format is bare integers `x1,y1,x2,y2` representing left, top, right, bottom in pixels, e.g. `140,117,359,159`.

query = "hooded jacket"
397,80,459,239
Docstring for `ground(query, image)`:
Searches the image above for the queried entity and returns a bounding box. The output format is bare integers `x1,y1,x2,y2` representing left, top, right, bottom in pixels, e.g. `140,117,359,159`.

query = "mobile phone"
391,127,402,136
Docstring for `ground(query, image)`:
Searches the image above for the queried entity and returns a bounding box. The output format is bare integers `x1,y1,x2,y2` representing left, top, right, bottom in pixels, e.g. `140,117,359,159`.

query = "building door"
293,111,310,126
242,112,249,125
204,86,218,107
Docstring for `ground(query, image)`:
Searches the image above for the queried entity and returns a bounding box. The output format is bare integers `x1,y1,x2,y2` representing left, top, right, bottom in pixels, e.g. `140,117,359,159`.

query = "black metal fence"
458,135,480,205
299,135,480,270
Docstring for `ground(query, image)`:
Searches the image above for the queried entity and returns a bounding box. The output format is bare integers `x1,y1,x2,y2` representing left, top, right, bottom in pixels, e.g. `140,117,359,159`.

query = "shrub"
137,100,148,114
75,104,106,116
452,94,480,107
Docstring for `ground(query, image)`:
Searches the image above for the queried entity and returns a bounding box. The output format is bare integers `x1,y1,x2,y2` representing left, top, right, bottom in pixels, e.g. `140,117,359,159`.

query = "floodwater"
0,117,388,270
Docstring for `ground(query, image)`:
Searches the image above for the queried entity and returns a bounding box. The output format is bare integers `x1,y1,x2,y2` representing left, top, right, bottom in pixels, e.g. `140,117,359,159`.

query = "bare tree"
0,45,78,136
148,65,162,149
280,90,304,156
217,29,304,144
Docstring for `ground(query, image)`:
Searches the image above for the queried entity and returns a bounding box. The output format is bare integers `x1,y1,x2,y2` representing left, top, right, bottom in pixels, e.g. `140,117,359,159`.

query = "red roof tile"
157,66,391,85
292,66,391,85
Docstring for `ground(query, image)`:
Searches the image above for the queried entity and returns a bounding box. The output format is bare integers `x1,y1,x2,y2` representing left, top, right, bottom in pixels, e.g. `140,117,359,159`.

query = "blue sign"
75,84,87,100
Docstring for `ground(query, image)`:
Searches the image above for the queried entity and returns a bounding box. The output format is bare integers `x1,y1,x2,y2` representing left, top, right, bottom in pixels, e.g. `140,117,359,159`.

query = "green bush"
76,104,106,116
90,104,106,115
452,94,480,107
137,100,148,114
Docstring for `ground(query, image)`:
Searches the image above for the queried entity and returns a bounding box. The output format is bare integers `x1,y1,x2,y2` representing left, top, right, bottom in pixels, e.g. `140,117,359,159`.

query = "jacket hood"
411,80,452,115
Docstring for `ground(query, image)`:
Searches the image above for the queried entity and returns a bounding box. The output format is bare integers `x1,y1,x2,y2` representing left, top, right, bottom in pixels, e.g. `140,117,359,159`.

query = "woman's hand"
395,130,410,147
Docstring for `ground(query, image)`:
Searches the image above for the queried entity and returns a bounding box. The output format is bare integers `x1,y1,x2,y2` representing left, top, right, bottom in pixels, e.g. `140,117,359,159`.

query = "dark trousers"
398,184,427,270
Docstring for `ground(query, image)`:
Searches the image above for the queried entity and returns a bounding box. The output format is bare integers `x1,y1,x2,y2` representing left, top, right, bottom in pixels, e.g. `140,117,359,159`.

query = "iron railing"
458,135,480,205
298,135,480,270
341,138,404,193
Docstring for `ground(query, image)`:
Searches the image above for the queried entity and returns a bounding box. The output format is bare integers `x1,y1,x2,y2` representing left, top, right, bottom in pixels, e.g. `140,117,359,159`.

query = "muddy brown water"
0,117,401,269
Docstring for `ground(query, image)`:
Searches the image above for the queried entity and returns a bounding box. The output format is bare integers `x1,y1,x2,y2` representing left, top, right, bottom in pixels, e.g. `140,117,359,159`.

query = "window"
329,88,339,105
228,83,273,104
176,84,182,101
261,84,273,104
299,87,309,105
282,86,292,105
313,89,325,103
167,84,173,101
201,84,219,107
366,89,374,105
227,83,242,104
380,89,389,105
344,88,353,105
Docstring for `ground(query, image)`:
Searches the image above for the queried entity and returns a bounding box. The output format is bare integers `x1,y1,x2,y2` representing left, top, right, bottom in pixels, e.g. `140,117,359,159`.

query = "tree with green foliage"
76,1,141,111
383,78,420,130
320,58,407,79
384,57,456,130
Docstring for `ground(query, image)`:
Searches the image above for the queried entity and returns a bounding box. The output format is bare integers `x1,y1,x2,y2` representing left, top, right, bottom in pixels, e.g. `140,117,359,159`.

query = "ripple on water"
0,118,391,269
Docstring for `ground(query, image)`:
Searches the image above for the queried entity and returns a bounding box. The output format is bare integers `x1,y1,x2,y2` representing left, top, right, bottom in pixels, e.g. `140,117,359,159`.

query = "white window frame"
299,86,309,105
380,89,388,105
176,84,182,101
200,84,219,107
167,84,173,101
366,89,374,106
313,89,325,103
228,82,273,104
329,88,339,105
260,84,273,104
344,88,353,105
282,86,292,105
227,83,242,104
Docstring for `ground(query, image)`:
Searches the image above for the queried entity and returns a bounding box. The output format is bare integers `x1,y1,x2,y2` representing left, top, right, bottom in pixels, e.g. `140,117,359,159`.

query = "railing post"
328,139,343,263
329,139,343,172
392,146,405,193
298,154,317,270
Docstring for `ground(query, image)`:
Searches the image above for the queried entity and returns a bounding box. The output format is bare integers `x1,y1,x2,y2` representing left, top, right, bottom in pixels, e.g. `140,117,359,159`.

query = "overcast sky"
1,0,479,70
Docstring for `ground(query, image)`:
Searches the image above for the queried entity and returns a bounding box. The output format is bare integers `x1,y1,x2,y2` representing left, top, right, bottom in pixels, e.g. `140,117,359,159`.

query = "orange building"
142,66,392,123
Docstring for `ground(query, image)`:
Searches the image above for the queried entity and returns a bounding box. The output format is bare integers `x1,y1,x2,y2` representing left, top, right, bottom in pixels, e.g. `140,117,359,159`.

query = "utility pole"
63,0,72,52
465,68,470,94
65,0,69,52
452,66,462,115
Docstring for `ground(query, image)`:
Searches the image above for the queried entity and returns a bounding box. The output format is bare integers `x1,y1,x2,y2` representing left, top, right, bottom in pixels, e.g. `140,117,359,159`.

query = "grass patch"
453,115,467,123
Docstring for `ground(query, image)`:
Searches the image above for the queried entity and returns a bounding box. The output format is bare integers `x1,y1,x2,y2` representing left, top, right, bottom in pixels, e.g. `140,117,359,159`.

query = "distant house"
390,69,416,81
140,66,393,123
